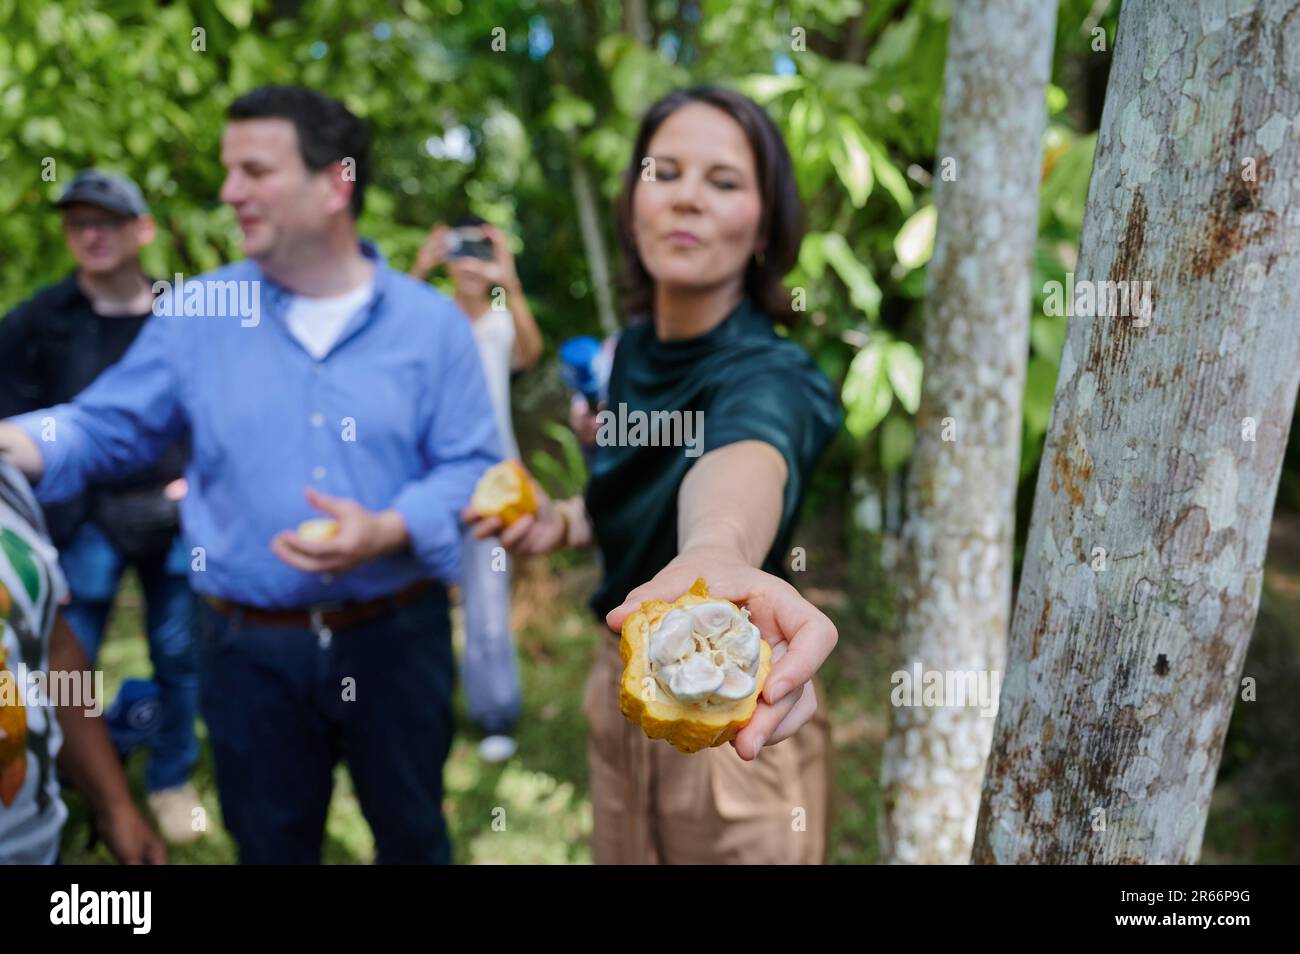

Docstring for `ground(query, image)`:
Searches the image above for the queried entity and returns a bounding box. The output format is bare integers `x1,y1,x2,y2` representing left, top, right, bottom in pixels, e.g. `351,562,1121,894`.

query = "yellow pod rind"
297,518,339,542
471,460,538,526
618,578,771,753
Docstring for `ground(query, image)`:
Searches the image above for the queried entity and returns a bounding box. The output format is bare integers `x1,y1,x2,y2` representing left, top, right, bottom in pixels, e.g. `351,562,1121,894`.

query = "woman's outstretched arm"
606,439,837,761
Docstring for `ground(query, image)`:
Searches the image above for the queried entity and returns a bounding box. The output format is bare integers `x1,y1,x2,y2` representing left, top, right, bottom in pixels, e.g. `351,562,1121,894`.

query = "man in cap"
0,169,202,845
0,87,501,864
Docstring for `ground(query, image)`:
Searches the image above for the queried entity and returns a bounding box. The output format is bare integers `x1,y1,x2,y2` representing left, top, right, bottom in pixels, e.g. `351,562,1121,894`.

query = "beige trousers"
583,636,831,864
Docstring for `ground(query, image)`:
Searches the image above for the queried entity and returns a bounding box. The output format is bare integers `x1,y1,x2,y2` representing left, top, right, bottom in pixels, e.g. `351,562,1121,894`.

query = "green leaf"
842,340,893,439
1046,83,1068,115
610,45,666,116
830,116,873,208
580,127,632,178
544,90,595,134
867,9,921,69
879,414,915,474
20,115,63,148
822,233,881,320
215,0,254,29
863,136,913,212
1030,314,1068,362
1023,356,1059,440
897,265,928,299
528,450,570,499
1039,132,1097,233
596,33,634,70
894,203,936,269
541,421,589,489
787,97,808,151
885,340,923,414
799,232,828,280
735,74,804,103
15,41,35,73
125,124,153,157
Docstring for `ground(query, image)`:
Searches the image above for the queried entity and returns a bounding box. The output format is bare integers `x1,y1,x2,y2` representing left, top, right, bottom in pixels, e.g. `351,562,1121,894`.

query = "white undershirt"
284,279,374,360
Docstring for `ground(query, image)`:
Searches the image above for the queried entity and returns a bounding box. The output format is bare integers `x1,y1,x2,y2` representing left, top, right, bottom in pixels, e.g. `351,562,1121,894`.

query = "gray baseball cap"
54,170,149,217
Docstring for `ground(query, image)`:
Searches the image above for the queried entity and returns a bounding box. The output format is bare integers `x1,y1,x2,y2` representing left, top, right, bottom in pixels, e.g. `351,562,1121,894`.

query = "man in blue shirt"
0,85,501,863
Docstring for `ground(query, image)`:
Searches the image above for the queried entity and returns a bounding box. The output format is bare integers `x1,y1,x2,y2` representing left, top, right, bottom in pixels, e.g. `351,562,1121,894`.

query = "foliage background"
1,0,1294,862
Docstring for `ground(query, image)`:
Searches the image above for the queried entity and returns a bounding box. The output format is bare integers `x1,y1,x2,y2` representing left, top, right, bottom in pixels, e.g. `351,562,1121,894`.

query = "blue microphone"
560,336,603,411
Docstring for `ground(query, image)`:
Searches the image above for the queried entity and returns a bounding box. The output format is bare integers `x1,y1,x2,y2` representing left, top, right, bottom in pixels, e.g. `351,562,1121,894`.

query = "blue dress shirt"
9,241,503,609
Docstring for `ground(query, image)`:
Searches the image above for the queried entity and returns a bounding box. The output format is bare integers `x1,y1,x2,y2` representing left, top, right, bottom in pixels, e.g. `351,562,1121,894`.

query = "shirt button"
310,413,325,427
312,466,327,480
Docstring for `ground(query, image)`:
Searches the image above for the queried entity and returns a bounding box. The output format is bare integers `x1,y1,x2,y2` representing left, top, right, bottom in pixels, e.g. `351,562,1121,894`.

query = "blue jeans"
195,584,455,864
459,526,522,735
59,522,199,792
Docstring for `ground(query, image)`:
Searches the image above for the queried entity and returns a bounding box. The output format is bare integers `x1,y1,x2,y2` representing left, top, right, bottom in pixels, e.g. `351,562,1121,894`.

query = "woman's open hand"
604,546,837,762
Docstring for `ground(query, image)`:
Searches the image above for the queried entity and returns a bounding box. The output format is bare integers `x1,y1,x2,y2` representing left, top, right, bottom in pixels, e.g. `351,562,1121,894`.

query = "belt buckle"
309,605,336,650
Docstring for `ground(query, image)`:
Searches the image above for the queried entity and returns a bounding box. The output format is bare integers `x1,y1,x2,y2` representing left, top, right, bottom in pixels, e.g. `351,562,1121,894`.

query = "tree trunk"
881,0,1057,864
973,0,1300,865
622,0,652,46
569,152,619,336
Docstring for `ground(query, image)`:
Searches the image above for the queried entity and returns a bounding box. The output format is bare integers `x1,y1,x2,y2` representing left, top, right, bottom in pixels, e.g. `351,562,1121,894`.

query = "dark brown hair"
615,86,805,324
228,85,371,218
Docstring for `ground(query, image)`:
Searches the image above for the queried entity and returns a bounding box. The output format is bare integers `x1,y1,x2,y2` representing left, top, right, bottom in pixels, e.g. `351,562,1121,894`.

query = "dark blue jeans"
195,584,455,865
59,521,199,792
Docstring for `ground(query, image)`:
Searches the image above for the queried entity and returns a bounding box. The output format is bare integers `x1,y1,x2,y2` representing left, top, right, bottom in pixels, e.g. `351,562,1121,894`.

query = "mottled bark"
973,0,1300,864
881,0,1057,864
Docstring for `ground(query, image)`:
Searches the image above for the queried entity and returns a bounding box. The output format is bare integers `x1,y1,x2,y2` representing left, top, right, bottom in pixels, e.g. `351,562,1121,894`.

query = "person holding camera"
0,170,201,846
410,216,542,763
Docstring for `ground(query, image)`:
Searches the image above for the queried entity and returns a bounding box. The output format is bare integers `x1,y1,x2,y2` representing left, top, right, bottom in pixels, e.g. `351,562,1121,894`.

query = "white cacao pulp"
647,601,761,707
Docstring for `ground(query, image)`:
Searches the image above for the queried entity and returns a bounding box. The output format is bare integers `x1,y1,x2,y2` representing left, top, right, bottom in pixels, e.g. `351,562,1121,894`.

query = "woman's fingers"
730,673,819,759
754,586,838,706
731,682,804,761
605,563,723,632
768,679,818,745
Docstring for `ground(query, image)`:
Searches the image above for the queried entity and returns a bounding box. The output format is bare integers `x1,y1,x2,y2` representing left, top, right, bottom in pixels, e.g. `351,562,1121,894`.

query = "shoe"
147,783,205,845
478,735,517,763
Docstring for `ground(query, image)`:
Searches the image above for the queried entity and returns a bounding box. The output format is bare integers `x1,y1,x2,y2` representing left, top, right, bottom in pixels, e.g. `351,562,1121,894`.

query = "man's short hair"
227,85,371,218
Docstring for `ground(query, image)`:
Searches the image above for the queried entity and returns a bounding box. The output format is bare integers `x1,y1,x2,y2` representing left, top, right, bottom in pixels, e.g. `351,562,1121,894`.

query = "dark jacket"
0,273,188,548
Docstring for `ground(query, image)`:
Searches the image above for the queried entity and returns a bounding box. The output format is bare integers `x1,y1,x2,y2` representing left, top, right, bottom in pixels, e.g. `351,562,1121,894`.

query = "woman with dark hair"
468,86,841,864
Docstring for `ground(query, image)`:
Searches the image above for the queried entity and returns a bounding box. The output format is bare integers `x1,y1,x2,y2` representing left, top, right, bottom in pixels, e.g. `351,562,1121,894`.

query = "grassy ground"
59,515,1299,864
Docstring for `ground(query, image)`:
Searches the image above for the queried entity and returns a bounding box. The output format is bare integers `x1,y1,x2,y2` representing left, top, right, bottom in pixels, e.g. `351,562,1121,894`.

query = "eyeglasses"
63,217,130,234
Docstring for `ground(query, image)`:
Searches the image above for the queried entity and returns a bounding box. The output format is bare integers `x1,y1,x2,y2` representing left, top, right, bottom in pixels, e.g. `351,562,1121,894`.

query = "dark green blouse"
585,297,842,622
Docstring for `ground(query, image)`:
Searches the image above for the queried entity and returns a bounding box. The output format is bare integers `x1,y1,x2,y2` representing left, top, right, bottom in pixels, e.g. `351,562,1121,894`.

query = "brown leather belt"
203,579,434,632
